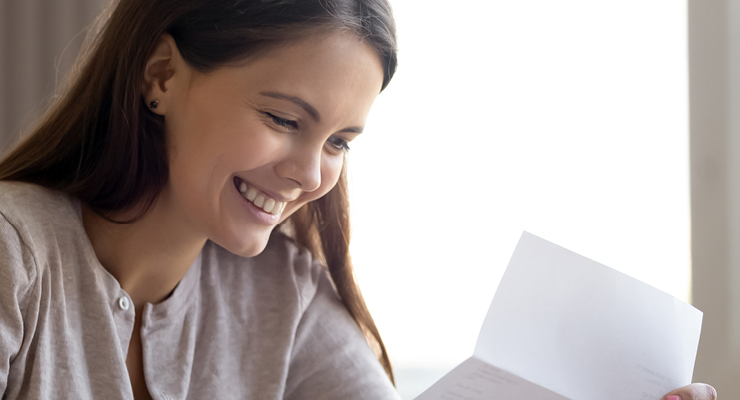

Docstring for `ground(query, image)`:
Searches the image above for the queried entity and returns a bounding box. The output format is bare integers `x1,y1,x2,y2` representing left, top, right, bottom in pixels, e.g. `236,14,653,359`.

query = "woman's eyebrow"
340,126,364,134
259,91,321,122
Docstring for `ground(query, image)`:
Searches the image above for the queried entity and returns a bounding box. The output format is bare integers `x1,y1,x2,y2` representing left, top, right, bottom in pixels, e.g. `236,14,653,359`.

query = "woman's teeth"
238,181,286,215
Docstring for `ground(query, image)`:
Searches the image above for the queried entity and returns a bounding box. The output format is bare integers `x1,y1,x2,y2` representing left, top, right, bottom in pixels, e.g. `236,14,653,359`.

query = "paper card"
416,232,703,400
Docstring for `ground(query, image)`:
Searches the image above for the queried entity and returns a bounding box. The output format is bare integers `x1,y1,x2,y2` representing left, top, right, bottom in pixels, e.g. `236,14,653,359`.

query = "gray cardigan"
0,181,398,400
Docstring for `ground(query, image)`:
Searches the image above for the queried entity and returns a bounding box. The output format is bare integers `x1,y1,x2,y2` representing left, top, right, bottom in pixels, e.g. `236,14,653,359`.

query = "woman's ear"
141,34,189,115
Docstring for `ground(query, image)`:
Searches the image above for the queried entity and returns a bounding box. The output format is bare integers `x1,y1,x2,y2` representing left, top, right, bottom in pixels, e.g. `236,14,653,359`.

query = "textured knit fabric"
0,181,399,400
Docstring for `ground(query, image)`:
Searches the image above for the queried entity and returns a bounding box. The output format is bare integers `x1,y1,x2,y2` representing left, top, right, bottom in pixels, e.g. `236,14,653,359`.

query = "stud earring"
149,100,158,110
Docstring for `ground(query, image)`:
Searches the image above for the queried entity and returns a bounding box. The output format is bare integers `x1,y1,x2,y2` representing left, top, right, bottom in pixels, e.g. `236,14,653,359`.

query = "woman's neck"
81,196,207,309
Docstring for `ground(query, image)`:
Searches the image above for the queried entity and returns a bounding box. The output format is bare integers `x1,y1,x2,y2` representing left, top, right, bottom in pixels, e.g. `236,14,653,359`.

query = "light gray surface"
0,181,399,400
689,0,740,395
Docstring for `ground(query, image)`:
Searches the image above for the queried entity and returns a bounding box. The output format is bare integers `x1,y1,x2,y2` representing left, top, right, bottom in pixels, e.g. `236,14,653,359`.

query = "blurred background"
1,0,737,399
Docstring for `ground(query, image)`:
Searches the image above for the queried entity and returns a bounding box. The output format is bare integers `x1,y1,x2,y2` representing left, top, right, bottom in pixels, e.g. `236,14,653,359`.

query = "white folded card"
416,232,703,400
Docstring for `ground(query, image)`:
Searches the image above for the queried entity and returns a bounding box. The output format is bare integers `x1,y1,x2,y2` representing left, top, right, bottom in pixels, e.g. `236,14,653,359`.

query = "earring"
149,100,159,110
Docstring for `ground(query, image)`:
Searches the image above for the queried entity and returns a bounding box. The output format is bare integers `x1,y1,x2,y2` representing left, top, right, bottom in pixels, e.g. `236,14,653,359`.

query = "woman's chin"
213,230,273,258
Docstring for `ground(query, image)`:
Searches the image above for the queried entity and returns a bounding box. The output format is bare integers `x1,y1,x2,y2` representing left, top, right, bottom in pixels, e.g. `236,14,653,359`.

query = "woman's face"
153,33,384,256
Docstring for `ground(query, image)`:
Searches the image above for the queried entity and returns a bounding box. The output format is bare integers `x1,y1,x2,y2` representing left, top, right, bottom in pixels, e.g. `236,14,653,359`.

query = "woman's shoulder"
0,182,70,312
0,181,79,226
0,181,81,251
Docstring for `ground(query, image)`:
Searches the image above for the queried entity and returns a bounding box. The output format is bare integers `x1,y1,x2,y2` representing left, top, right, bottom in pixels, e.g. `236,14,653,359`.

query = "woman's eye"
327,136,350,152
265,113,298,130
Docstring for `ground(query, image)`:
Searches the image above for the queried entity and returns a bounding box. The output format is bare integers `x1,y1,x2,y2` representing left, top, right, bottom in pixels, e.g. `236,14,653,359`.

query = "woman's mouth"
233,177,287,215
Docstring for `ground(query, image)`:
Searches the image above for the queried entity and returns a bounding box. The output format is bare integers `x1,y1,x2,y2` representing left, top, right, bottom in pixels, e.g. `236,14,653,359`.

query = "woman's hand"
663,383,717,400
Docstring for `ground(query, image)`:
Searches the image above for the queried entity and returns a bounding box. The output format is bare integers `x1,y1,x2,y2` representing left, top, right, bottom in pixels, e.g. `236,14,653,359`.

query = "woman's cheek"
312,155,344,198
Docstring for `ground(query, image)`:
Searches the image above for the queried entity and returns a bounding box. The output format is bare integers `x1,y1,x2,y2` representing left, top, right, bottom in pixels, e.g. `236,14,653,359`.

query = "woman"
0,0,718,399
0,0,396,398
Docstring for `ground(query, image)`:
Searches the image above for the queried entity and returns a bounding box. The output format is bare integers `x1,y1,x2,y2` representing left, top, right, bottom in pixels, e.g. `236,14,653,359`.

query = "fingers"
664,383,717,400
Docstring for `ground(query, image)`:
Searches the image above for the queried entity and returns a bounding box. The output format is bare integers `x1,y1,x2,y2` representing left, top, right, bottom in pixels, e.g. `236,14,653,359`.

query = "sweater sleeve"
284,268,401,400
0,213,37,395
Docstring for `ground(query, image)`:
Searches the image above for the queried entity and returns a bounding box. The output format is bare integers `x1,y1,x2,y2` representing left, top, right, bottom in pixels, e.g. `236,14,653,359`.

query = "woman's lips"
233,177,287,215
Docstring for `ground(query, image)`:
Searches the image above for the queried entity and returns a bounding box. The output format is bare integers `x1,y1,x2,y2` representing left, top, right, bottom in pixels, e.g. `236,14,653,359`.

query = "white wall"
348,1,692,398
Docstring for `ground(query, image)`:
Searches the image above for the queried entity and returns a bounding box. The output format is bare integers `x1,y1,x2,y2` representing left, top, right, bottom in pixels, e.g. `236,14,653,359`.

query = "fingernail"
667,396,681,400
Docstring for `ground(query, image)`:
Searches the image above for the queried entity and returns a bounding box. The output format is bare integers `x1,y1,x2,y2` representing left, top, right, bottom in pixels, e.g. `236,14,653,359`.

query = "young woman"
0,0,396,398
0,0,718,399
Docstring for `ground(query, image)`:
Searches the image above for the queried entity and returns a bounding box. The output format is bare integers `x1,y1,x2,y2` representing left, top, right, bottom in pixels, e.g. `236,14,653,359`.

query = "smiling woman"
142,33,382,257
0,1,720,400
0,0,397,399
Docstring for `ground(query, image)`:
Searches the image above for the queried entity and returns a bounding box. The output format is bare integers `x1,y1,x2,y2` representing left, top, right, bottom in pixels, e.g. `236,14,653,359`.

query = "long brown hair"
0,0,397,382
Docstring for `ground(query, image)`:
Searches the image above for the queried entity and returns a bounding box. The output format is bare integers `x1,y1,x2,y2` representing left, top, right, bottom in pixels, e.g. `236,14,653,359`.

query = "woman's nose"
275,145,322,192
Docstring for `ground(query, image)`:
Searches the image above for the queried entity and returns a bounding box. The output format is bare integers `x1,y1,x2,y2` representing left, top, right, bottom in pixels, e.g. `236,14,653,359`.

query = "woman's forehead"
193,33,384,122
